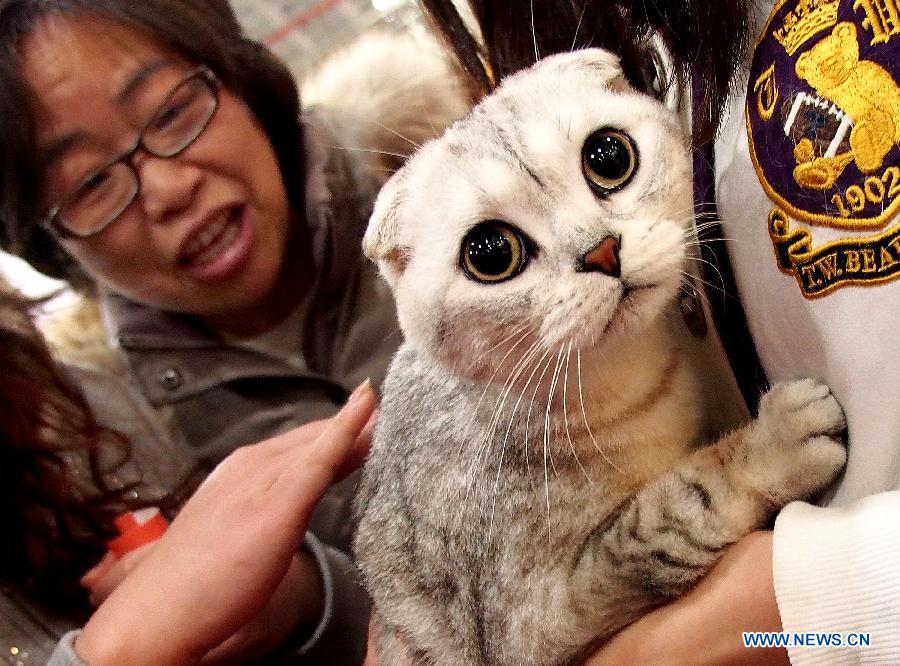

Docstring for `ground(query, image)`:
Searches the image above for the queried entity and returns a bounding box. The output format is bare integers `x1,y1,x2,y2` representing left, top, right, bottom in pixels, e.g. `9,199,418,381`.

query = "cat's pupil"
468,227,513,274
460,222,526,283
585,136,629,179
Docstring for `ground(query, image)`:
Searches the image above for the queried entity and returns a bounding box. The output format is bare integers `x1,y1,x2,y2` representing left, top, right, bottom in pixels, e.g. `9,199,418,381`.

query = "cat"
353,48,847,666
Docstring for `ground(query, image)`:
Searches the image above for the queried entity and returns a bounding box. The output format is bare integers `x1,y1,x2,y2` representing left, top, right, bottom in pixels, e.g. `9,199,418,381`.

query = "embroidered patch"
746,0,900,298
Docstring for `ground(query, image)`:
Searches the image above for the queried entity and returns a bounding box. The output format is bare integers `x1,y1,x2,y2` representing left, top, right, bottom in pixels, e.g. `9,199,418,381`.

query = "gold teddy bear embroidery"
794,21,900,187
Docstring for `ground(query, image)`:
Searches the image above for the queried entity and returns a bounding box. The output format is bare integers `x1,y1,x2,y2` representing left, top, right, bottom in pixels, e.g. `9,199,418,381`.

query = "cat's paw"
740,379,847,506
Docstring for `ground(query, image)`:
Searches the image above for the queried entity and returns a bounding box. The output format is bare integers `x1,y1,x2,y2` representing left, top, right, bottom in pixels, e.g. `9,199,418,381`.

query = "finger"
88,542,157,606
264,381,377,459
88,570,122,606
264,418,333,456
272,381,377,507
363,614,382,666
80,551,117,588
311,379,377,466
335,408,378,482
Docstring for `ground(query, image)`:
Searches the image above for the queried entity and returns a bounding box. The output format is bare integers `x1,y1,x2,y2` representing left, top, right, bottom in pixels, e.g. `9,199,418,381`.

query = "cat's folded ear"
363,170,410,288
541,48,629,90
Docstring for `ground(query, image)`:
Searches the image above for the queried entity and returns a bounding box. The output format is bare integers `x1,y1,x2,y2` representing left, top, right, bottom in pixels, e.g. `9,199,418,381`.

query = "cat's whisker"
563,341,593,484
683,218,738,243
682,237,740,249
530,0,540,63
457,326,535,461
689,217,727,232
686,226,731,242
488,337,558,543
380,328,405,346
683,255,727,296
676,272,715,312
470,353,539,491
468,323,531,372
368,121,423,151
544,345,566,481
522,344,558,496
464,340,546,498
461,342,538,492
679,273,726,309
541,347,566,545
336,146,412,161
577,349,624,473
570,0,589,52
544,350,562,547
484,340,545,439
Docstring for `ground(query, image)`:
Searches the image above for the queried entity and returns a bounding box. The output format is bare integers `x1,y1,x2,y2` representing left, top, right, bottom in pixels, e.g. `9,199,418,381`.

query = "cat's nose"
578,236,620,277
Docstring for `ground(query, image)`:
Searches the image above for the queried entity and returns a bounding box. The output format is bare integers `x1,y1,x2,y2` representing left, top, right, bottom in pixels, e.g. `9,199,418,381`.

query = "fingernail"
346,378,372,405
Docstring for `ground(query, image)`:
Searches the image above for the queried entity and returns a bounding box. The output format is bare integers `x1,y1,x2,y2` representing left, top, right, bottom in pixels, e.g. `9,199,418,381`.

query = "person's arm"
586,531,788,665
52,380,376,666
590,492,900,664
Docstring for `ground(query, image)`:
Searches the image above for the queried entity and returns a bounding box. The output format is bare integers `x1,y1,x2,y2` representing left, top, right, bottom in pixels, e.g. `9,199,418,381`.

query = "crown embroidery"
774,0,841,54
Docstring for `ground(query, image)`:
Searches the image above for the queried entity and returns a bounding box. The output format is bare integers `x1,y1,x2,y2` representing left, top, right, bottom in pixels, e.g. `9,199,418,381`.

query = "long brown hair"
420,0,753,143
0,286,143,610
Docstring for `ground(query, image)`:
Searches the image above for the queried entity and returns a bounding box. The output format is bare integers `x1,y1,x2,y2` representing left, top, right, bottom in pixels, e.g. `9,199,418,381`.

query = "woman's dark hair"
420,0,753,143
0,286,140,609
0,0,303,285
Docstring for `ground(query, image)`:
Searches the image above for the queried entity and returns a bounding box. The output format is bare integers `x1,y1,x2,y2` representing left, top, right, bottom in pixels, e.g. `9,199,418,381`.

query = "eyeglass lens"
58,73,217,237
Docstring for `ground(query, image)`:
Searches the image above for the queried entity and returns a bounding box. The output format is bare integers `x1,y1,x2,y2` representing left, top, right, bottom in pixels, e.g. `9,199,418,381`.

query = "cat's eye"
581,129,638,195
460,221,528,284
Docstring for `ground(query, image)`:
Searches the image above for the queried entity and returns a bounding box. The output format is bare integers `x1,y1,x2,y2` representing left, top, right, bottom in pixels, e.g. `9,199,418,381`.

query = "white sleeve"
773,491,900,664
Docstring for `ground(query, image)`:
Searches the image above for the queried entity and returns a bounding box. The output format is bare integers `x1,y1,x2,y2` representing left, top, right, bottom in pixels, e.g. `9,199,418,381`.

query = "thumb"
80,551,118,588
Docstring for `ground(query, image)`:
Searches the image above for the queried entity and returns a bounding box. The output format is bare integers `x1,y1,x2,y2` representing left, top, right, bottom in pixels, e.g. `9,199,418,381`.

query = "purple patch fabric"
745,0,900,297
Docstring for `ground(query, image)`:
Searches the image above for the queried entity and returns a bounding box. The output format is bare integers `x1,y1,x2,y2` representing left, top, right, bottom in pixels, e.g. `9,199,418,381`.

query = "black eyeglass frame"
42,65,220,239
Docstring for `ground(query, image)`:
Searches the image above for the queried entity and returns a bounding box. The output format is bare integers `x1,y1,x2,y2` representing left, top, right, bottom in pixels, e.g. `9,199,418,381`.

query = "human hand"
200,550,324,664
81,543,156,607
363,615,385,666
584,531,788,665
74,380,377,666
82,526,328,663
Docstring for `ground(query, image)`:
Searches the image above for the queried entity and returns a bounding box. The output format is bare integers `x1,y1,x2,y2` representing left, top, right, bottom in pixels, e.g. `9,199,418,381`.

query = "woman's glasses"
44,66,220,238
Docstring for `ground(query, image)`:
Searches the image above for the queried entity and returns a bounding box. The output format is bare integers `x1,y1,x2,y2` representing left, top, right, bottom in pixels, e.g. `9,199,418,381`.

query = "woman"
0,0,471,461
0,0,469,661
0,0,464,461
419,1,900,663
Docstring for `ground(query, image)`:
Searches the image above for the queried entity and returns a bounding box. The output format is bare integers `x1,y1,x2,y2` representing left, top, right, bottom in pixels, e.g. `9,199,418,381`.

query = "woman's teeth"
183,211,240,266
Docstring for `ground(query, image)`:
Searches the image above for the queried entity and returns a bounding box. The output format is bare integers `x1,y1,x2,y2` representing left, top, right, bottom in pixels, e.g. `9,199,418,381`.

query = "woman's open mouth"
178,205,253,281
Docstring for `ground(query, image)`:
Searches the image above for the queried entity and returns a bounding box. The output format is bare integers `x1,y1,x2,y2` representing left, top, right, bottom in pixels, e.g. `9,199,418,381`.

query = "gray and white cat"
354,49,846,666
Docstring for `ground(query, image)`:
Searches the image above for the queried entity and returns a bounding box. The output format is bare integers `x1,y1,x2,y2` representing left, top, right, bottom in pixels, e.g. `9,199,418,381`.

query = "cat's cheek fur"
416,289,541,382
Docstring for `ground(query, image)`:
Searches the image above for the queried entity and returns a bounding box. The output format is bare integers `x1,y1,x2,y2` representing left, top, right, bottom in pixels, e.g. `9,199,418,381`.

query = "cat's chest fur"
357,319,702,664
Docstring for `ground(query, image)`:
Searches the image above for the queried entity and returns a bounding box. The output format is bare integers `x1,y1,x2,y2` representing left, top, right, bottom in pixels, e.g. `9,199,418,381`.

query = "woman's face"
22,15,292,323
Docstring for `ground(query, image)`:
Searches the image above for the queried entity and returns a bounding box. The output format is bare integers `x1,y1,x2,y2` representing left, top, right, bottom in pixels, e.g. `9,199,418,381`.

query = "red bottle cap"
107,507,168,557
